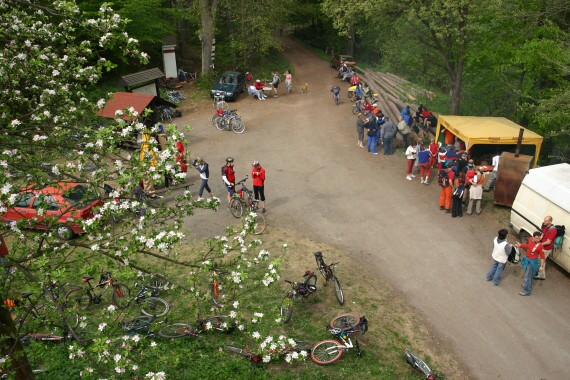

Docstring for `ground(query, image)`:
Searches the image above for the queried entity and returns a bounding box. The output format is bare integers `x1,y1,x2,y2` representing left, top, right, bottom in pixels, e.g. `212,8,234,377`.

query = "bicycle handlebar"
235,176,249,186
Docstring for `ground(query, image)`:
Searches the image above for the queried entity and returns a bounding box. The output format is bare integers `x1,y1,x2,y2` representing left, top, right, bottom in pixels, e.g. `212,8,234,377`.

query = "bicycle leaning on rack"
310,312,368,365
65,272,130,310
228,176,266,234
212,109,246,134
279,270,317,323
314,251,344,305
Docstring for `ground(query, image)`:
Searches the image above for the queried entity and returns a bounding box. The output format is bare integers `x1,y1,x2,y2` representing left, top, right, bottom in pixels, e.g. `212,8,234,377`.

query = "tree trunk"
449,59,464,115
199,0,219,75
346,23,355,55
225,1,236,69
0,306,33,379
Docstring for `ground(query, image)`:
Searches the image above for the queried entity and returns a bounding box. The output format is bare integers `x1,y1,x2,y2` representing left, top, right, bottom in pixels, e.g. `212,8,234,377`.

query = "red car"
0,182,102,240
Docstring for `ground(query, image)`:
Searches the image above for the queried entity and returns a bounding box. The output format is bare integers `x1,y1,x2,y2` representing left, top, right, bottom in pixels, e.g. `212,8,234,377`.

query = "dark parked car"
210,71,246,101
330,54,356,70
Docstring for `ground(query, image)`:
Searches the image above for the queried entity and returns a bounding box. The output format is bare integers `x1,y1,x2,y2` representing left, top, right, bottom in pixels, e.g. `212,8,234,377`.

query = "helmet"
226,157,234,163
252,160,259,167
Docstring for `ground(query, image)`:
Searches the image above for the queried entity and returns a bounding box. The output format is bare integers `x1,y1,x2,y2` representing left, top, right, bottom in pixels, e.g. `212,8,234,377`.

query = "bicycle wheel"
214,100,229,111
212,115,225,131
229,198,244,218
332,276,344,305
159,323,196,339
140,297,169,317
252,213,266,235
352,104,360,115
293,340,313,352
311,340,343,365
231,118,246,134
150,274,170,291
280,295,293,323
303,273,317,289
111,284,130,309
62,307,80,329
122,315,152,332
201,316,234,332
329,312,361,331
65,288,92,310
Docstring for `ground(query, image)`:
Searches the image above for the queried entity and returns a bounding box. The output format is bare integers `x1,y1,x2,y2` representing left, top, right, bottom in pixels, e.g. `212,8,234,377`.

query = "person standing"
356,113,366,148
535,215,557,280
284,70,292,94
405,140,417,180
365,116,379,155
271,71,281,97
467,167,484,215
397,117,411,148
251,161,266,213
381,116,397,155
222,157,236,203
417,145,431,184
428,138,439,168
515,231,546,296
484,151,501,191
192,157,212,200
485,229,513,286
451,174,465,217
438,166,454,213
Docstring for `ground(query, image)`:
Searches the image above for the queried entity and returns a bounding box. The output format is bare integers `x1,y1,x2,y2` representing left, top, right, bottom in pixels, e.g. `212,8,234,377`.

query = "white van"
509,163,569,273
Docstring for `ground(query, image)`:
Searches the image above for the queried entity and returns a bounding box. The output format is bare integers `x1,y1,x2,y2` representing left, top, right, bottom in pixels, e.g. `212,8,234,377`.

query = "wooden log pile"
354,66,437,146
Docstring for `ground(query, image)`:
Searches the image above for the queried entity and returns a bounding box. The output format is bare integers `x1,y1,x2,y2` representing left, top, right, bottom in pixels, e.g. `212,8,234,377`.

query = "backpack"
507,246,520,264
554,225,565,249
438,170,449,187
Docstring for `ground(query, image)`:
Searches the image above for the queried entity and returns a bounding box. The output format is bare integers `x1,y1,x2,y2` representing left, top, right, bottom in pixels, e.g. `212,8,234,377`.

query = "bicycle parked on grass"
130,283,169,317
228,176,266,235
310,313,368,365
212,109,246,134
224,340,312,364
11,288,79,330
404,348,445,380
314,251,344,305
120,314,161,337
279,271,317,323
159,315,236,339
66,272,130,310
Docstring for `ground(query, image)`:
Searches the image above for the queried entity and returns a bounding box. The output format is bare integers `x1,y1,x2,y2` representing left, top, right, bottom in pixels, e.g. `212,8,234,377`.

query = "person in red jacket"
251,161,266,213
175,141,188,175
515,231,545,296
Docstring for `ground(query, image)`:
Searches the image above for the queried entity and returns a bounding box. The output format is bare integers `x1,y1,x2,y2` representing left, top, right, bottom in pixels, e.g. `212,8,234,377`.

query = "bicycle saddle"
21,292,33,298
314,251,323,258
82,276,94,282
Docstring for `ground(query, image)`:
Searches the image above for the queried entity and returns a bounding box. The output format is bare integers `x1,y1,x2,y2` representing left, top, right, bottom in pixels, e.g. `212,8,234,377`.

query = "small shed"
435,116,543,167
119,68,165,97
97,92,176,121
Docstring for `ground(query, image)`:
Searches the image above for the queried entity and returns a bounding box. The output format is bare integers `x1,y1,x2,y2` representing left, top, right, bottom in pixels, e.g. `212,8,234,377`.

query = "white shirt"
492,155,500,172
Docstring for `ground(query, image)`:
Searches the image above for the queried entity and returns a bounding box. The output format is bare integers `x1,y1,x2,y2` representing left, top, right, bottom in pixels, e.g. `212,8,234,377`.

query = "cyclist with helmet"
251,161,266,213
222,157,236,203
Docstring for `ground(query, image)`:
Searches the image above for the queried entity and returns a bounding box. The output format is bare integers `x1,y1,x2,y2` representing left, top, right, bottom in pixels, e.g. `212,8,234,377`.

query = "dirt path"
178,38,570,379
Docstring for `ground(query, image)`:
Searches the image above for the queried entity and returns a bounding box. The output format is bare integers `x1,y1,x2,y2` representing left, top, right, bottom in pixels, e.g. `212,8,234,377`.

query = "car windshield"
63,185,98,207
342,56,354,62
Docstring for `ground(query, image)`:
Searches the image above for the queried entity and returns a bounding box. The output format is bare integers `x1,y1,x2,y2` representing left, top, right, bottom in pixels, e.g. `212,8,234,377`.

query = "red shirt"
429,143,438,156
254,82,265,91
222,165,235,183
363,102,374,112
175,141,187,173
350,75,360,85
252,166,266,187
540,225,557,250
519,240,545,260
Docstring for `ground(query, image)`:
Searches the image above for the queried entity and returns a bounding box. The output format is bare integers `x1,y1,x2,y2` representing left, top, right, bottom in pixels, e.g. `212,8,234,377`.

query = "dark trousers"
198,179,211,197
451,195,463,217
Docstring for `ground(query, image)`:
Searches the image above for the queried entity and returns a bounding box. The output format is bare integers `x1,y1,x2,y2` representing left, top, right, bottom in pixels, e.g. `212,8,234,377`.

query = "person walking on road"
485,229,513,286
535,215,557,280
251,161,266,213
222,157,236,203
381,116,397,155
284,70,293,94
192,157,212,201
271,71,281,97
515,231,545,296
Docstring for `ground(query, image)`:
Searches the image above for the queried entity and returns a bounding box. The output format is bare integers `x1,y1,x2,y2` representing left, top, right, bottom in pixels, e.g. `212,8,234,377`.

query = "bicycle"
212,109,246,134
228,176,266,234
279,271,317,323
213,93,229,111
65,272,130,310
21,330,93,345
165,90,187,104
314,251,344,305
130,283,169,317
120,314,160,337
404,348,445,379
158,315,236,339
224,340,312,364
352,99,363,115
310,313,368,365
11,288,79,330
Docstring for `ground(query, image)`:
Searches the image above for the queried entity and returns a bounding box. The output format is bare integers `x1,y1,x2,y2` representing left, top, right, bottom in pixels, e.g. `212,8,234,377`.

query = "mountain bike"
158,315,235,339
11,288,79,330
212,109,246,134
404,349,445,379
311,313,368,365
120,315,159,337
131,283,169,317
314,252,344,305
65,272,130,310
279,271,317,323
228,176,266,234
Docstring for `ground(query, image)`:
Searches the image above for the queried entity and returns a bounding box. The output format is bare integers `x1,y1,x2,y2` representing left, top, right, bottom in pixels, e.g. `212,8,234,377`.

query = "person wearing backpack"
535,215,558,280
486,229,514,286
438,166,454,213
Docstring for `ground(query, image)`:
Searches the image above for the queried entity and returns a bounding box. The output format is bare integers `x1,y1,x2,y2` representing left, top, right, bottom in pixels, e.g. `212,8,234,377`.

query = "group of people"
486,215,557,296
220,157,266,213
247,70,293,101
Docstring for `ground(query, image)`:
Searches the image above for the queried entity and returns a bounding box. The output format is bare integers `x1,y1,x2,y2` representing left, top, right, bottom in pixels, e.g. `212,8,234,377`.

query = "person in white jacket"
485,229,514,286
405,141,417,180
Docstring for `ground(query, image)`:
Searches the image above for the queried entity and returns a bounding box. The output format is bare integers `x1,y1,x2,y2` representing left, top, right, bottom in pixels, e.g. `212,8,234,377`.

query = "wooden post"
514,127,524,157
